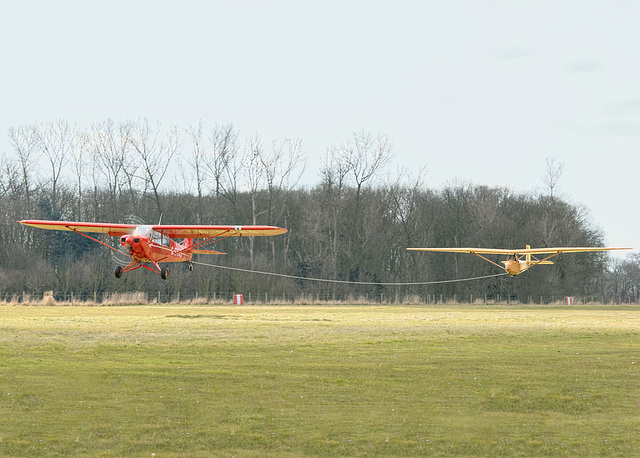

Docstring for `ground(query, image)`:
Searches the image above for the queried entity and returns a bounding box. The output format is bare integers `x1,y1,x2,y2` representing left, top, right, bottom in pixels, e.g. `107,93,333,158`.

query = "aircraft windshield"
134,225,154,238
134,225,170,246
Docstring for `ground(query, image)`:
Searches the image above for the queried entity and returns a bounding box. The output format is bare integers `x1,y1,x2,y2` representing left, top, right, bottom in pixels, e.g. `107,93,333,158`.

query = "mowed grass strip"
1,305,639,456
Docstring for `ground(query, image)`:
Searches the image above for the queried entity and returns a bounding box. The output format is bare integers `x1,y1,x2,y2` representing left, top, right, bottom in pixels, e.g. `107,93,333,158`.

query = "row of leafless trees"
5,119,311,221
2,119,640,303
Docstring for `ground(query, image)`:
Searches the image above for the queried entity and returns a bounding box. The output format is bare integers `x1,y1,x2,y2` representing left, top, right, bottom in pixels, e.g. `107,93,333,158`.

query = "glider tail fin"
524,244,553,266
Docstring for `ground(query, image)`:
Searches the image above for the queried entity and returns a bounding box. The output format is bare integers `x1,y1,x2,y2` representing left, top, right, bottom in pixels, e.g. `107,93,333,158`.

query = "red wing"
153,225,287,239
19,220,288,239
18,220,136,237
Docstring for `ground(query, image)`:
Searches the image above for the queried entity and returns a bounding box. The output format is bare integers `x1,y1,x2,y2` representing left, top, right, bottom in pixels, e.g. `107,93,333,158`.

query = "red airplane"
18,220,287,279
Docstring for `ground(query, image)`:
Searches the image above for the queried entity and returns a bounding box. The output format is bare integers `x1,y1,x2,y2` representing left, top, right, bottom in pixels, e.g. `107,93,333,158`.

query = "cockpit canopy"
134,225,170,247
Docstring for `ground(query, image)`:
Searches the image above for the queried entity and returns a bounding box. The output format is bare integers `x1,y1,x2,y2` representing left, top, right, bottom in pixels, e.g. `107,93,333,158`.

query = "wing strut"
471,252,505,270
68,226,125,255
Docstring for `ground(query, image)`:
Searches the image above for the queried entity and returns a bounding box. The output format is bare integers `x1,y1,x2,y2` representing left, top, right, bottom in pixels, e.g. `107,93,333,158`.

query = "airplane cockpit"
134,225,170,247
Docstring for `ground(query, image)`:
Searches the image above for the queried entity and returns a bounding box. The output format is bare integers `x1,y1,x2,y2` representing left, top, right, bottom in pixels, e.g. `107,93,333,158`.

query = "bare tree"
320,148,350,192
244,134,264,222
0,160,22,197
319,149,351,280
343,130,393,200
89,119,133,219
260,137,305,222
207,123,240,198
542,156,564,199
258,137,305,263
71,128,90,217
186,122,243,219
129,119,179,216
9,124,40,210
386,165,428,248
329,130,394,280
244,134,265,268
186,121,206,222
37,120,76,215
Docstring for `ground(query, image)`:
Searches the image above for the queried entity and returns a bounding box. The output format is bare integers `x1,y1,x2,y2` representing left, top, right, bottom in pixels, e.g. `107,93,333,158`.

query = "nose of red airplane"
120,235,137,254
121,235,135,246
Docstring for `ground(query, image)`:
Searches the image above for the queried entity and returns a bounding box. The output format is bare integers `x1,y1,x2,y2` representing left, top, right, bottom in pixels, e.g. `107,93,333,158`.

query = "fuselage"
503,259,528,277
120,225,192,264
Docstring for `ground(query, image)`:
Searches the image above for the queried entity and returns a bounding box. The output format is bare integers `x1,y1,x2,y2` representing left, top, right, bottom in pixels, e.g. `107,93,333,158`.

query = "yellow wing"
407,247,632,255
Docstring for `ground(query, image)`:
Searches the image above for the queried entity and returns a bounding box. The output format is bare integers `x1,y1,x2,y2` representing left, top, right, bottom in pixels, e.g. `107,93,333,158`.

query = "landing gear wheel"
115,265,123,279
161,267,169,280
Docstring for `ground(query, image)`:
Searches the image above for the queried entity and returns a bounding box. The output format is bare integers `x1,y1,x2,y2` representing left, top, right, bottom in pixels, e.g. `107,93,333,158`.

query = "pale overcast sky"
1,1,639,252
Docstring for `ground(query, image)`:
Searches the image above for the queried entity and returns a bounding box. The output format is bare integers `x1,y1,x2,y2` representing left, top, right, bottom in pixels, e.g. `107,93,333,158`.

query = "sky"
1,1,639,253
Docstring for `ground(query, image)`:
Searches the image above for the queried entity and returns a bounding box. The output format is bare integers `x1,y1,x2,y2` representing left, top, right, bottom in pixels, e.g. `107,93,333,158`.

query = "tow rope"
191,260,508,285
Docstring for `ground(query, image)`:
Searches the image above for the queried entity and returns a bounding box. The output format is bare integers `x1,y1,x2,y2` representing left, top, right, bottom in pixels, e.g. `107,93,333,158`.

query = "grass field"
1,304,640,456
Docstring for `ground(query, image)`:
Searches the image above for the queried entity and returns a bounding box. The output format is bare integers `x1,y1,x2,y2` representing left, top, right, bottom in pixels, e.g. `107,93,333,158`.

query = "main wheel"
161,267,169,280
114,265,123,279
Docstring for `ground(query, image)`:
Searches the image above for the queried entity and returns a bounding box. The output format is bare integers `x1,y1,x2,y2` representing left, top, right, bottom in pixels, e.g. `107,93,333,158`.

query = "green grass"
1,304,640,456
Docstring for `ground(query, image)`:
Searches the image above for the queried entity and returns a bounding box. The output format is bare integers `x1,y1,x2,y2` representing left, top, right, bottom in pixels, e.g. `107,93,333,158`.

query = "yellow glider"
407,245,632,277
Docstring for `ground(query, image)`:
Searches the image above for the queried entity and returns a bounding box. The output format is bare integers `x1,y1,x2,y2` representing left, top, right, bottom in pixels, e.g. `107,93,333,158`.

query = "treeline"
1,119,639,303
